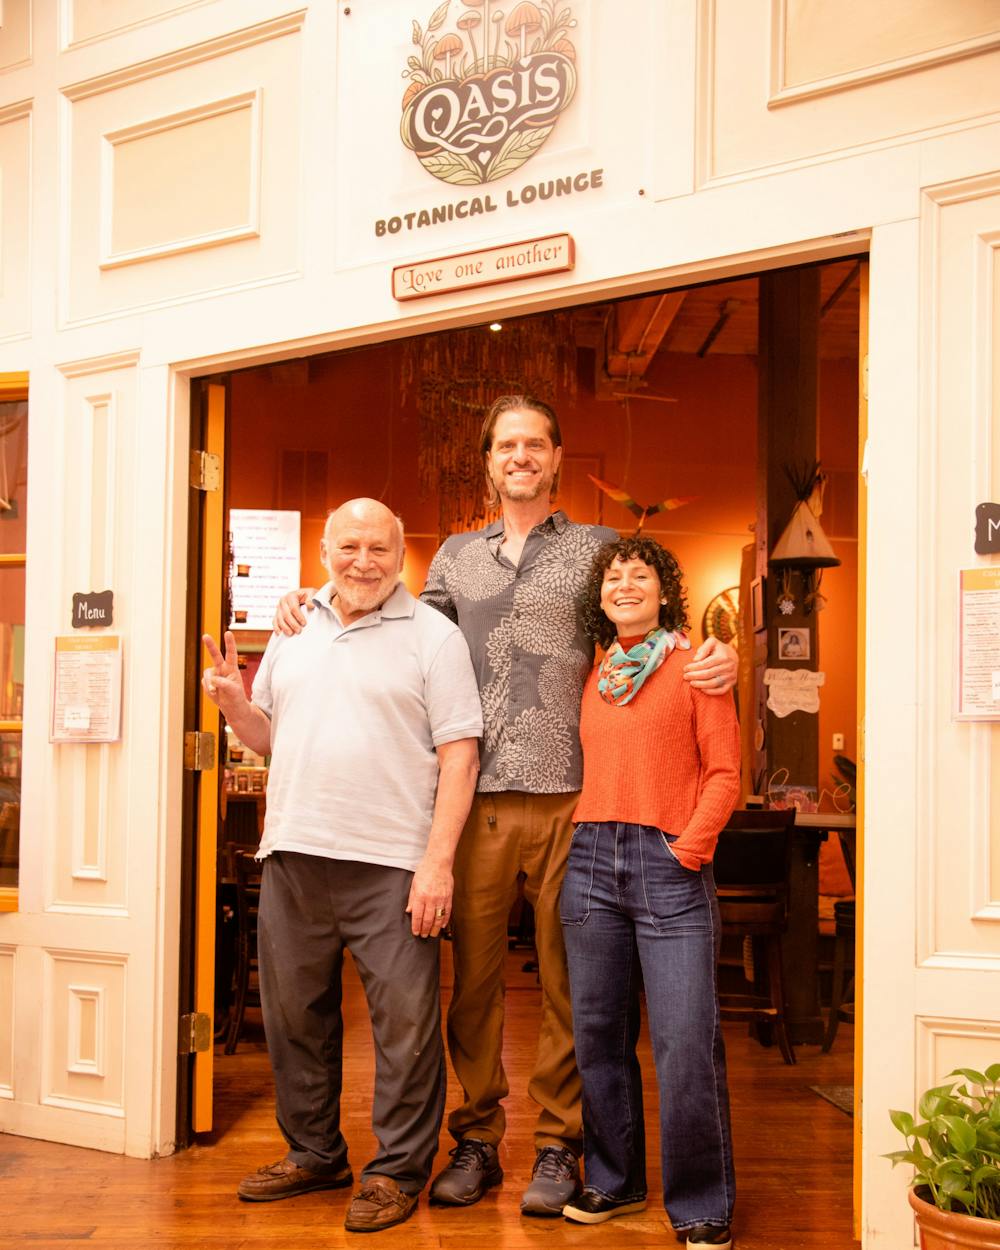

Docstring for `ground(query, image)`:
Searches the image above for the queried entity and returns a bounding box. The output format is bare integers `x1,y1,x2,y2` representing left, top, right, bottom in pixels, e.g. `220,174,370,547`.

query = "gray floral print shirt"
422,511,618,794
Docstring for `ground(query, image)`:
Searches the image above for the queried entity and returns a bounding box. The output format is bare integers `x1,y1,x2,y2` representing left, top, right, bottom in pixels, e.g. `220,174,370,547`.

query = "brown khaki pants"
446,790,582,1154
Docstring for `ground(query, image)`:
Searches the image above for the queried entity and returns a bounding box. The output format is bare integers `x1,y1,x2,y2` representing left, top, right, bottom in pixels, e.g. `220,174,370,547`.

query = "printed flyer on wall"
957,567,1000,720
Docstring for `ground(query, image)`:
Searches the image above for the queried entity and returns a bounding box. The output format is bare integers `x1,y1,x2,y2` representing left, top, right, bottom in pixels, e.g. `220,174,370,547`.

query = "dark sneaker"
429,1138,503,1206
683,1224,733,1249
344,1176,418,1233
521,1145,582,1217
237,1157,353,1202
563,1188,647,1224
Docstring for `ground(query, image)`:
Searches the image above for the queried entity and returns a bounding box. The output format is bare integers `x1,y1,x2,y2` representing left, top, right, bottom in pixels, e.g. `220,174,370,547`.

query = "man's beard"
495,473,551,502
332,574,395,616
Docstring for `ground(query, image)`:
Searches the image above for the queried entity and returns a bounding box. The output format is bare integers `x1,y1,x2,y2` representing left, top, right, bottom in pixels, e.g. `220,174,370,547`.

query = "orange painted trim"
192,382,226,1133
853,258,869,1240
0,373,28,402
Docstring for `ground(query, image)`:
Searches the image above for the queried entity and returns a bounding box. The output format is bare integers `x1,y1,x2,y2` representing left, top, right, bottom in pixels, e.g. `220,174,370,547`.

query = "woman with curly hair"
560,535,741,1250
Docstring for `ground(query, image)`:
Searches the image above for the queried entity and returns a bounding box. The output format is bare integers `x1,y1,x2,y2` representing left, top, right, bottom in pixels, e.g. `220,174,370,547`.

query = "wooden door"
187,380,227,1134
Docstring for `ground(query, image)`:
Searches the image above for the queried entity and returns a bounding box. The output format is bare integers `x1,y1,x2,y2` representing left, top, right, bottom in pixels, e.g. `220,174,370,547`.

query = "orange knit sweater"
573,644,742,871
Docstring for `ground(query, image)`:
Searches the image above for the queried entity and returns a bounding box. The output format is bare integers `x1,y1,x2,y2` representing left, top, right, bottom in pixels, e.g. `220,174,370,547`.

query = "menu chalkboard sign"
72,590,113,628
975,502,1000,555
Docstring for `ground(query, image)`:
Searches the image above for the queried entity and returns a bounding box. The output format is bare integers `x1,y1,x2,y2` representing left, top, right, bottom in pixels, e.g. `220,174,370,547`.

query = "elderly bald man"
202,499,483,1233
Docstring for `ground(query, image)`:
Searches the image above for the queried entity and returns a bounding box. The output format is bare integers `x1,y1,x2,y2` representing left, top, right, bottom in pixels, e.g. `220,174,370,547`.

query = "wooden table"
784,811,856,1044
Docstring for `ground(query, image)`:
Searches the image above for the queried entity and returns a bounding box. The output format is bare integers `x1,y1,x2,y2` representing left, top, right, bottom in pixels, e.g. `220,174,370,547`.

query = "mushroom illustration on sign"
402,78,423,110
457,8,482,69
588,474,697,534
553,38,576,60
434,31,463,78
507,1,543,61
490,8,505,66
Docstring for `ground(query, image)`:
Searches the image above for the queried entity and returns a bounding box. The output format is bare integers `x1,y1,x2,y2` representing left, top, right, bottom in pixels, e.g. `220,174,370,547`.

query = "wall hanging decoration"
776,569,796,615
769,462,840,613
702,586,740,645
777,627,809,661
586,474,697,535
763,667,825,717
401,312,577,540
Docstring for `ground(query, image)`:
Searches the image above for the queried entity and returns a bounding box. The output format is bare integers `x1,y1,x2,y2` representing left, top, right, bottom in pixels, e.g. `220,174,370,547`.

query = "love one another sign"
392,233,574,301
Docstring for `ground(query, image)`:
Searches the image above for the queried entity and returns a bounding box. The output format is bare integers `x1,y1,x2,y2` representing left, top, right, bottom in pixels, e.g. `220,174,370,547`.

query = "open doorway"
186,256,863,1245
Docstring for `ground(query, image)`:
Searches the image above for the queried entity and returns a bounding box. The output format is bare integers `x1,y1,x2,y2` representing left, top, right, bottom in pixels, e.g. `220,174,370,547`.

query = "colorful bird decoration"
587,474,698,534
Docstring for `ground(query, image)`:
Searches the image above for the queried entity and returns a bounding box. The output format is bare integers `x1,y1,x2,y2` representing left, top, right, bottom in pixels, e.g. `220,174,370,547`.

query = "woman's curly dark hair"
582,536,690,650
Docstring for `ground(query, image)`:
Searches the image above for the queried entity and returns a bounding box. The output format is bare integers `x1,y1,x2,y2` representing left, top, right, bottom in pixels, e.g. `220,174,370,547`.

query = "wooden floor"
2,947,857,1248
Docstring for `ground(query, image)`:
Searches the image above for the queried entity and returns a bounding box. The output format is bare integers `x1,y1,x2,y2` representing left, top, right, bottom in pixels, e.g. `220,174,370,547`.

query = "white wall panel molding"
47,364,137,913
60,15,302,326
769,0,1000,108
917,1016,1000,1094
0,0,31,74
0,944,14,1097
0,97,31,125
56,348,141,377
41,949,125,1115
69,741,110,882
699,0,1000,187
61,10,306,101
916,176,1000,969
62,0,214,51
0,1097,126,1150
67,983,105,1075
100,89,261,269
0,98,31,342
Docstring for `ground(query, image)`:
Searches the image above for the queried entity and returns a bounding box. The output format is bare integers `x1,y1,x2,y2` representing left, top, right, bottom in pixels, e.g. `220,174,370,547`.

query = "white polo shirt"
252,581,483,872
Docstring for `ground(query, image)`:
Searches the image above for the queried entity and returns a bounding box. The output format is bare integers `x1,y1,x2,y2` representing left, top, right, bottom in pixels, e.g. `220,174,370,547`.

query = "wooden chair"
224,850,262,1055
822,898,855,1052
714,808,797,1066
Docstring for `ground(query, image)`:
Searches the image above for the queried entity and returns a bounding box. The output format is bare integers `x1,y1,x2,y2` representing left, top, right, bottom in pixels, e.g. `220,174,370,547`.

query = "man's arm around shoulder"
420,539,458,622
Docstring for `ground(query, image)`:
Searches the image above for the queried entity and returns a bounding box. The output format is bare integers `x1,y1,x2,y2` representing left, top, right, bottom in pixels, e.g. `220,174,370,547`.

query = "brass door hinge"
861,354,869,401
184,731,216,772
178,1012,212,1055
189,450,220,492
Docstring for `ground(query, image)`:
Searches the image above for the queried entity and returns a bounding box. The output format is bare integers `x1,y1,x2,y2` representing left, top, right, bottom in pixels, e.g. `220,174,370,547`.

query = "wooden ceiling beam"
606,292,687,379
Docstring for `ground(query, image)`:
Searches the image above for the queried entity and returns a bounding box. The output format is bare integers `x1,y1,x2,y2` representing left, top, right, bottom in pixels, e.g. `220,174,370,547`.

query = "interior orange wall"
228,327,858,810
817,357,860,805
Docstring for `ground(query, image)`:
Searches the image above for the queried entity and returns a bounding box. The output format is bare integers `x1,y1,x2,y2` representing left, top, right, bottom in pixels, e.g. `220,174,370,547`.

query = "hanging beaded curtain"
401,313,578,541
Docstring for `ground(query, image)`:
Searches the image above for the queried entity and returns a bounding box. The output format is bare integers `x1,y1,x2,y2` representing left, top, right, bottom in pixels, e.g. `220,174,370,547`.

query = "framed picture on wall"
777,627,809,661
750,576,765,633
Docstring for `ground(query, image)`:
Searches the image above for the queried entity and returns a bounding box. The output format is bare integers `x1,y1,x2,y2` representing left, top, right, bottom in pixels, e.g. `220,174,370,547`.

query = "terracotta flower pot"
910,1187,1000,1249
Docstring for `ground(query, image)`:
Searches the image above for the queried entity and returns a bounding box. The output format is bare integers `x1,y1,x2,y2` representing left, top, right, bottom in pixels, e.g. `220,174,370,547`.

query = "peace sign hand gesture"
202,631,248,715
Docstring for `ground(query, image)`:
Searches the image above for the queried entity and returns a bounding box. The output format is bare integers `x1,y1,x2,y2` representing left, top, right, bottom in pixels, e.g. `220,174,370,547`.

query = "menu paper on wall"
50,635,123,743
957,567,1000,720
229,510,301,630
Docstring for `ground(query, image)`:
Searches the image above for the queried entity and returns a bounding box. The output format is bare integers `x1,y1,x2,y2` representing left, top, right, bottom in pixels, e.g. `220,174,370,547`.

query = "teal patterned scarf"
597,627,691,706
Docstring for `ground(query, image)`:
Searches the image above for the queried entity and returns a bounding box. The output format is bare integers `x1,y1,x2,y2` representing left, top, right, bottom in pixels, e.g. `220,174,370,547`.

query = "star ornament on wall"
587,475,698,534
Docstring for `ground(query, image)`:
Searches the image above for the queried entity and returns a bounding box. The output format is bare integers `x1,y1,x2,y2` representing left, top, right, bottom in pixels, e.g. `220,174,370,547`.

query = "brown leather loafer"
237,1157,353,1202
344,1176,418,1232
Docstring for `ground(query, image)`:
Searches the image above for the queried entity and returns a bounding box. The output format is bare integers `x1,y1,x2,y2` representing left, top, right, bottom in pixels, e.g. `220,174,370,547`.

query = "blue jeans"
560,821,735,1231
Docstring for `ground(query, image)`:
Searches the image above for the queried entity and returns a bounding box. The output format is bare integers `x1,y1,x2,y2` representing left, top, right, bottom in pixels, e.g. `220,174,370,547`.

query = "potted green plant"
887,1066,1000,1248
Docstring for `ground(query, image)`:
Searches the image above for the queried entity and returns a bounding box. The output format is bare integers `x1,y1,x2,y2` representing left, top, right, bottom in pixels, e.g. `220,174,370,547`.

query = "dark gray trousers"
257,850,445,1194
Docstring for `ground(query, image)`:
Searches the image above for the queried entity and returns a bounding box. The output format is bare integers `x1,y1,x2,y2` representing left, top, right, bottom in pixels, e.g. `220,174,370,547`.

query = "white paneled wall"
0,8,994,1248
0,102,31,342
61,13,303,325
918,177,1000,965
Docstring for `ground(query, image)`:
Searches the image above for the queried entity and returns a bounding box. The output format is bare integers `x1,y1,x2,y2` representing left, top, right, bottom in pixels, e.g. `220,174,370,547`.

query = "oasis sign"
400,0,578,186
